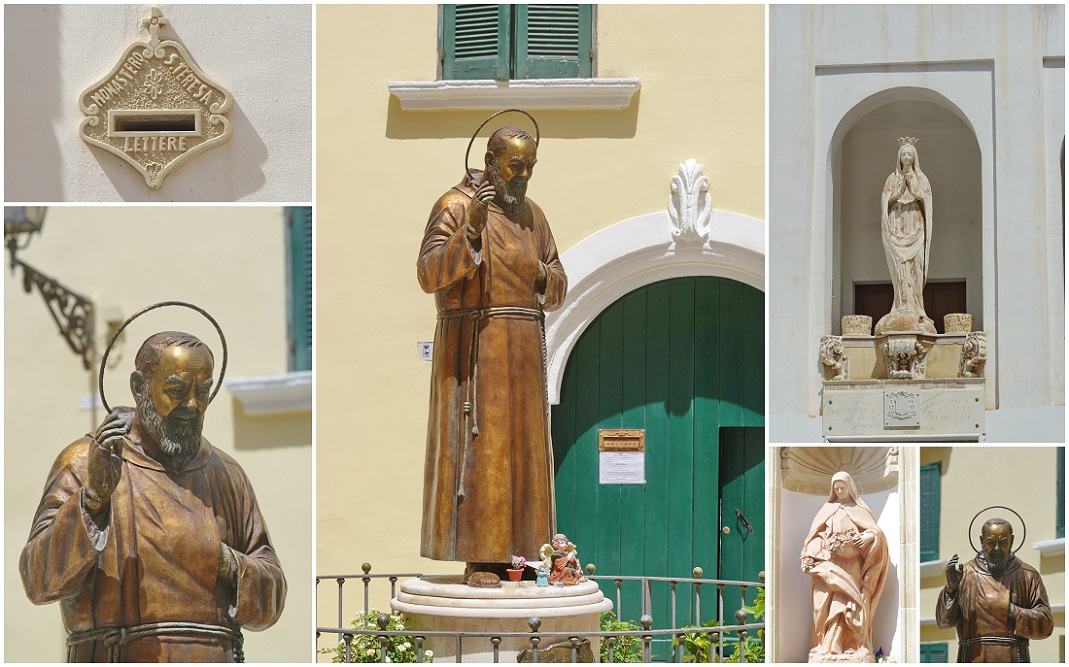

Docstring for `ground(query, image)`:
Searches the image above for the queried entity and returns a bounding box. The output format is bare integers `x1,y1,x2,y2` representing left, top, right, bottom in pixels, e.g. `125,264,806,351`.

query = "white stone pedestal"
391,575,612,663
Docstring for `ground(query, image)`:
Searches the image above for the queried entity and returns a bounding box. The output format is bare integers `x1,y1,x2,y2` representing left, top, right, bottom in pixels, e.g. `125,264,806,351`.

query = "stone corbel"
959,332,987,378
819,335,849,381
669,159,711,243
878,334,933,380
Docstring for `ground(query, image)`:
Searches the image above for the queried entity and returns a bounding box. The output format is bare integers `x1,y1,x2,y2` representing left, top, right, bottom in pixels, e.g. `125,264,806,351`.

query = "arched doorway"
833,97,983,334
551,275,763,650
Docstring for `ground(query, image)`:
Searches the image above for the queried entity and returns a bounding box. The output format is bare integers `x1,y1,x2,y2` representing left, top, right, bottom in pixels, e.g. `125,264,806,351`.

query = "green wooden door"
552,276,764,651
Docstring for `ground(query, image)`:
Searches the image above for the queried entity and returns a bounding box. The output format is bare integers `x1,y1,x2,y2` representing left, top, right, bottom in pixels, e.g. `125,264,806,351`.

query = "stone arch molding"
545,159,765,405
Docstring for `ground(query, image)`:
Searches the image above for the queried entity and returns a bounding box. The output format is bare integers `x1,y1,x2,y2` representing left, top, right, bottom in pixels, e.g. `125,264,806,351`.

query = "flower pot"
506,568,524,582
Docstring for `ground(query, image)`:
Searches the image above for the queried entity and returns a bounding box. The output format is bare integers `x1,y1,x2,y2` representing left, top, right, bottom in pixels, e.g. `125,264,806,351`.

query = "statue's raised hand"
945,553,963,597
466,181,496,239
86,411,128,513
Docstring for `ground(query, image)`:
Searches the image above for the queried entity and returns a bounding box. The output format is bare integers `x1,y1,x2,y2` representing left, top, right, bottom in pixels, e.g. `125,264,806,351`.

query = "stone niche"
770,447,915,663
818,330,986,441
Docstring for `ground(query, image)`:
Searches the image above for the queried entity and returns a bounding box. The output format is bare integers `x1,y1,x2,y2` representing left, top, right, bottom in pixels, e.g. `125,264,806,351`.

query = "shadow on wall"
383,91,641,141
4,5,64,200
96,99,268,202
231,400,311,451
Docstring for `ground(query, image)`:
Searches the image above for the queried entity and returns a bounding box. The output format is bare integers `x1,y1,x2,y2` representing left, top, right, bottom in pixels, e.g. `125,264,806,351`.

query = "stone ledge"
387,78,641,110
919,559,947,579
225,371,311,415
1032,537,1065,557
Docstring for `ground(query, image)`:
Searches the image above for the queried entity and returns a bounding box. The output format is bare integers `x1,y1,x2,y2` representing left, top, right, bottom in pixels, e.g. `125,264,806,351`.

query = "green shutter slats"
920,463,941,562
526,5,581,56
443,5,510,80
288,207,312,372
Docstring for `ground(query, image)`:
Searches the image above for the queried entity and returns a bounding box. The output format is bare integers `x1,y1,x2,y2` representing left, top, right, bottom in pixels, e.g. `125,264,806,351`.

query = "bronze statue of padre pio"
936,507,1053,662
417,110,567,584
20,302,286,662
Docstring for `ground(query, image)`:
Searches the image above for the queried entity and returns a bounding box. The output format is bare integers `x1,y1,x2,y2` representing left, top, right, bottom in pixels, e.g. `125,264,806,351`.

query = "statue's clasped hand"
852,531,875,549
86,410,129,514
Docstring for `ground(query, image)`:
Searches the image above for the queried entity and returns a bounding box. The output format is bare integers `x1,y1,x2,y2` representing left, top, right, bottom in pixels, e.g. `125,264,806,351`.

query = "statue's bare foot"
464,562,502,587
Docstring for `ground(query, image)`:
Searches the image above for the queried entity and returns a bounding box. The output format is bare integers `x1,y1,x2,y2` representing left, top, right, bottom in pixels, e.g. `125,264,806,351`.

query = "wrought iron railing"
316,563,765,663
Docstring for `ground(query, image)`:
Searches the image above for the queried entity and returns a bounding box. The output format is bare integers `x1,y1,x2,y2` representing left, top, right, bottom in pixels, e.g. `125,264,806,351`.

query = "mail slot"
109,110,201,137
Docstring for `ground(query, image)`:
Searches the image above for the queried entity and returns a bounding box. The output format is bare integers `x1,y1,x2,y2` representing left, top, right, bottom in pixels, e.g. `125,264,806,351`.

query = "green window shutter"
920,642,949,663
443,5,511,80
1058,447,1064,539
513,5,593,79
920,462,941,562
288,207,312,372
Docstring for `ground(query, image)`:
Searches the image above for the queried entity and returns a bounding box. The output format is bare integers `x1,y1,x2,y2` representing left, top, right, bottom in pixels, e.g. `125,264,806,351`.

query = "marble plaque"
822,379,984,439
79,8,233,189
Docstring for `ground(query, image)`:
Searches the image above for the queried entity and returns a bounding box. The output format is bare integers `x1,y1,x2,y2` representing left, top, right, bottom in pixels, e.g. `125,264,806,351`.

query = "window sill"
1032,537,1066,557
387,78,640,110
225,371,312,415
919,559,947,579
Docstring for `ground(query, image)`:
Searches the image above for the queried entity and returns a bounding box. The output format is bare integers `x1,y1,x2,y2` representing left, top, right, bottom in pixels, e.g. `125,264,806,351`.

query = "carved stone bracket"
877,334,933,380
959,332,987,378
819,335,849,381
17,260,95,370
669,159,711,243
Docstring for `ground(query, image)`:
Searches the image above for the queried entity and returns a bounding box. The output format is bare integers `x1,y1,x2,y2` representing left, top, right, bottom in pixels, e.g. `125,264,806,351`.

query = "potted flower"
507,556,527,582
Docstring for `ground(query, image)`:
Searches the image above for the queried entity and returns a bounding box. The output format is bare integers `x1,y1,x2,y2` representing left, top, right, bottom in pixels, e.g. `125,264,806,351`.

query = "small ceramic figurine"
540,533,585,586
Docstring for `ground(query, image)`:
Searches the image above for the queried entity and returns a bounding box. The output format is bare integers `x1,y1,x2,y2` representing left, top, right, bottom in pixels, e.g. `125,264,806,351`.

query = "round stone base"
392,575,612,663
874,309,936,335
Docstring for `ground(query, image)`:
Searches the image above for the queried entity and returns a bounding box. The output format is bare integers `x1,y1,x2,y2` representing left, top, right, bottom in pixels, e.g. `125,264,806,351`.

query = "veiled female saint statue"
874,138,936,335
800,471,889,663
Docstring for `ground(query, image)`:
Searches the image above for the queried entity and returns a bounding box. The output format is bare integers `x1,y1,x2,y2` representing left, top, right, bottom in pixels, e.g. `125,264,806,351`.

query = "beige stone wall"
4,207,312,662
918,446,1065,663
315,3,765,652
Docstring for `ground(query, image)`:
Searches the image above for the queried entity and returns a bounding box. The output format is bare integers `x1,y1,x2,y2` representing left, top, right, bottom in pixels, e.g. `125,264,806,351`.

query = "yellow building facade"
919,447,1065,663
4,207,312,662
316,3,766,652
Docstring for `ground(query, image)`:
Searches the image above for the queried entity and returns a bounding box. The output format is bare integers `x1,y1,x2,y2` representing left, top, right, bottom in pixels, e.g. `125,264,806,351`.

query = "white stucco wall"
769,5,1065,443
4,4,312,201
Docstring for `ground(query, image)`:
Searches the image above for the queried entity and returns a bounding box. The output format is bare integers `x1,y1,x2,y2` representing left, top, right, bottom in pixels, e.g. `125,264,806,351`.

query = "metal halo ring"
463,109,541,179
98,301,228,414
968,505,1026,555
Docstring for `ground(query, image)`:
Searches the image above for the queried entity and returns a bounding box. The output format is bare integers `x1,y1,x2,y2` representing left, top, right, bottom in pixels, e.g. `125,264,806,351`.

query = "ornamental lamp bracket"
79,7,233,189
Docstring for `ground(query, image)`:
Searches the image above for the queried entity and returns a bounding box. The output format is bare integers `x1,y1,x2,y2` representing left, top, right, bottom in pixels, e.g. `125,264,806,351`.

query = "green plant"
319,610,432,663
673,588,765,663
599,611,643,663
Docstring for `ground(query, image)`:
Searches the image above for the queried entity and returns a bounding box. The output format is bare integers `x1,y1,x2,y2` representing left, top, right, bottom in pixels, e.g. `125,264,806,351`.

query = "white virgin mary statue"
874,138,936,335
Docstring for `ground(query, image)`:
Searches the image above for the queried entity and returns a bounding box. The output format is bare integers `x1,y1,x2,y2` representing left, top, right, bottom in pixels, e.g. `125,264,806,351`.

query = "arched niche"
830,93,983,334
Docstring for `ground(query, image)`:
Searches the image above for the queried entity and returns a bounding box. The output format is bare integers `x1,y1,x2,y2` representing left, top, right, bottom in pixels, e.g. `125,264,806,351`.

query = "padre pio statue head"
979,518,1014,575
130,331,214,464
484,126,537,211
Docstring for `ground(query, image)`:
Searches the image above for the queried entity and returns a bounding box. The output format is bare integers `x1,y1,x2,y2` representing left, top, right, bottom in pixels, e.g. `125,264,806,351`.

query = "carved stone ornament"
78,7,233,189
877,334,933,380
959,332,987,378
884,389,920,428
819,335,849,381
669,159,712,243
780,447,899,495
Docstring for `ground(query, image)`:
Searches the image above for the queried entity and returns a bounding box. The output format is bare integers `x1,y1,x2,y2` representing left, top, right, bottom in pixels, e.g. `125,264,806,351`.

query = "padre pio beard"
488,163,527,211
984,549,1009,575
137,392,203,462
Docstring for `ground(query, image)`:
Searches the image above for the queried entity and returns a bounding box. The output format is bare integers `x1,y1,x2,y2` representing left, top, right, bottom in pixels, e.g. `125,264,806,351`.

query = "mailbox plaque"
79,7,233,189
598,429,645,484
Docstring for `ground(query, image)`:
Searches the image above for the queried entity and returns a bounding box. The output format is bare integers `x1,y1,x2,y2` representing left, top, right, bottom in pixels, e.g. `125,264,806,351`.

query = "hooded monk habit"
801,471,889,662
935,552,1052,662
20,407,286,662
417,169,567,564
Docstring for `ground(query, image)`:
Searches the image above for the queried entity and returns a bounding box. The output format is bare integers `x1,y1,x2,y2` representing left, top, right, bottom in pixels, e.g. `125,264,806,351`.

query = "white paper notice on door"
599,451,645,484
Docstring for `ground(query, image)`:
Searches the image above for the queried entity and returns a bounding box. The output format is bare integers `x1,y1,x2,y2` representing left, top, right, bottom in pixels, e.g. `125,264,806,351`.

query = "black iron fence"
315,563,765,663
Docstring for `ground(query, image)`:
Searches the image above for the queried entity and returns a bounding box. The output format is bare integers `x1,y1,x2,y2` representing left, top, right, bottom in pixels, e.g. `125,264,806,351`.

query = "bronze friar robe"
417,170,567,564
935,555,1052,662
21,415,286,662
